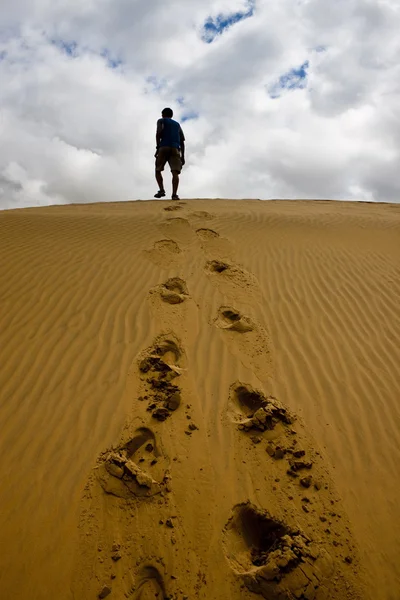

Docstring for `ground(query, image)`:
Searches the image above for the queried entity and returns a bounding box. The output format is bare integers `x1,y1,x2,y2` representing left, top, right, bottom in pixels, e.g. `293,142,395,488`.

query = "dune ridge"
0,199,399,600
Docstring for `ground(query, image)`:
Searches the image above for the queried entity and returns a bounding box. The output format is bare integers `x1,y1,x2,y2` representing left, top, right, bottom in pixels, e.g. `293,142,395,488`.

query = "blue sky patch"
101,48,123,69
145,75,167,93
174,97,198,122
268,60,309,99
181,111,199,123
202,0,255,43
51,40,123,69
51,39,78,57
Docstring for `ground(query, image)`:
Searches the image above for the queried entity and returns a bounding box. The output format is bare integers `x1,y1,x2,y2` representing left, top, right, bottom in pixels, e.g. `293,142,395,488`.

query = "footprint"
196,228,233,259
150,239,181,254
134,565,167,599
151,277,189,305
206,260,229,273
205,260,262,302
196,228,220,240
190,210,213,220
145,239,183,269
148,277,199,339
215,307,254,333
164,205,183,212
124,427,159,458
159,217,195,245
137,336,184,421
145,336,182,366
228,383,294,433
223,502,334,600
98,428,169,499
214,306,273,381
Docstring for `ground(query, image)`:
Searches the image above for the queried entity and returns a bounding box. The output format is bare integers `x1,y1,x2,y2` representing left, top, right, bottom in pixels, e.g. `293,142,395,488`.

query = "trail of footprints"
224,385,348,599
99,336,186,501
80,204,361,600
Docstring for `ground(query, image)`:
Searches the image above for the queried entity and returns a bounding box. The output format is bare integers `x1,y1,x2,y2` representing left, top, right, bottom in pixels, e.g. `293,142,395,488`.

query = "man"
154,107,185,200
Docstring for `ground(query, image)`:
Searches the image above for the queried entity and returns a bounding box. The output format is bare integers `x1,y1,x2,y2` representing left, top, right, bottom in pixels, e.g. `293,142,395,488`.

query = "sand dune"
0,199,399,600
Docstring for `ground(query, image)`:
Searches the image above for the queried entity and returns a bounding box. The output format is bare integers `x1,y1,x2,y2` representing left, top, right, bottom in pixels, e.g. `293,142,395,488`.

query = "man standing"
154,108,185,200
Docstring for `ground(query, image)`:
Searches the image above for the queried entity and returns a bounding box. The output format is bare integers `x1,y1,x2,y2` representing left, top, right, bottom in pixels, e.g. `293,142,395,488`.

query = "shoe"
154,190,166,198
171,194,180,200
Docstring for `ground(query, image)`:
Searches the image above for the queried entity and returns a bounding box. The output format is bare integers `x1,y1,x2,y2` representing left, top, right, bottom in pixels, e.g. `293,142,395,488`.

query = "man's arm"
156,119,164,150
179,127,185,164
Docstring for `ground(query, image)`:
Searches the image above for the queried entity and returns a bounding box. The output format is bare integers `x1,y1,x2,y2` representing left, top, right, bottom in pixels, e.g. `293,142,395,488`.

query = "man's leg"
172,171,179,197
156,170,164,192
154,149,166,198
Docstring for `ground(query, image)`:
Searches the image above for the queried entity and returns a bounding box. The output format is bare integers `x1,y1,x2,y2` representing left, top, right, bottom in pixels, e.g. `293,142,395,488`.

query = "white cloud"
0,0,400,209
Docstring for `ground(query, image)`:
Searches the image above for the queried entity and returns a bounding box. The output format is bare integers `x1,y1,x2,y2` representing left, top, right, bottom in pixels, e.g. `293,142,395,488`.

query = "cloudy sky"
0,0,399,209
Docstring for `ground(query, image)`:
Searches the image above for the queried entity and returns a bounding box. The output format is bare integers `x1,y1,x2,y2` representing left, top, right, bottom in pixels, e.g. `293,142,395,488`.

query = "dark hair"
162,107,173,118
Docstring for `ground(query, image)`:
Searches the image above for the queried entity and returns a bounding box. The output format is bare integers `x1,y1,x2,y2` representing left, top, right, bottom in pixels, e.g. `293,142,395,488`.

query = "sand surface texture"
0,199,399,600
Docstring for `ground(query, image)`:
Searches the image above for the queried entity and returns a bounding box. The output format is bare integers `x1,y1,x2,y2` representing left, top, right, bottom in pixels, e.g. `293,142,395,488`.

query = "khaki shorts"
155,146,182,173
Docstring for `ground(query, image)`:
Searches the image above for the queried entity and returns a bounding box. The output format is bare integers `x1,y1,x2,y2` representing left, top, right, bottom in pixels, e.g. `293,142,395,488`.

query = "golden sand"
0,199,399,600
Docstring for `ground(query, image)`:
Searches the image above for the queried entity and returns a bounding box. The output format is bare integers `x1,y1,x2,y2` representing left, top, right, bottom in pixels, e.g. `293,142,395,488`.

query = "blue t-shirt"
158,118,184,149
